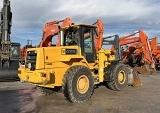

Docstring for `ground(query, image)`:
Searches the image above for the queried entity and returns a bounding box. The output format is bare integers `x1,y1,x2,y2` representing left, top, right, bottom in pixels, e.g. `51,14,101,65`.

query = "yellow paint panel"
19,46,116,88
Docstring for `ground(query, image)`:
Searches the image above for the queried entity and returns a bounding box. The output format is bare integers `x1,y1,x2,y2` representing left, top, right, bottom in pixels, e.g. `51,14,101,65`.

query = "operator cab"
61,24,97,63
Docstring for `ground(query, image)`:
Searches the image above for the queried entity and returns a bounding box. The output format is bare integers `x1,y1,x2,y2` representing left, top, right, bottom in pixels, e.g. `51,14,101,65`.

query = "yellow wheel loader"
18,23,141,103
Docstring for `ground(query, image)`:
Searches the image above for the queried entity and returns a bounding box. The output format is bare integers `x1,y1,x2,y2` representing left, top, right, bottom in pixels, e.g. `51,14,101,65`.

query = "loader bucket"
135,65,156,75
127,66,142,87
132,69,142,87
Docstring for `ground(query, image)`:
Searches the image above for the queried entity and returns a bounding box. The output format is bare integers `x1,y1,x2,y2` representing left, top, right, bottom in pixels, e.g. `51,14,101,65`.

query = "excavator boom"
39,17,72,47
93,20,104,52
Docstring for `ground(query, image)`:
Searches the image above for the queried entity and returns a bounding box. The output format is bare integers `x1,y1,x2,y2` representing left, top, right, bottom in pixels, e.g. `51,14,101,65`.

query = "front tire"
62,65,94,103
107,63,128,91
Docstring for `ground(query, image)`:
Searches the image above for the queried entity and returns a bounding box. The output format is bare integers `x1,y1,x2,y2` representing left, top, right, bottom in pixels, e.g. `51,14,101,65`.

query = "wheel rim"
77,75,89,94
118,70,126,84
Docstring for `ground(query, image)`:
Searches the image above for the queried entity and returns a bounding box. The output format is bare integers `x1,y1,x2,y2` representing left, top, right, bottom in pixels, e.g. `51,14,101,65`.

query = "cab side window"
84,29,93,53
64,27,80,46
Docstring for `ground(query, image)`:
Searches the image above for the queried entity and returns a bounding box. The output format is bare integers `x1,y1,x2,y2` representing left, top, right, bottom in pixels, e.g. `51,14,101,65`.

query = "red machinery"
119,30,156,74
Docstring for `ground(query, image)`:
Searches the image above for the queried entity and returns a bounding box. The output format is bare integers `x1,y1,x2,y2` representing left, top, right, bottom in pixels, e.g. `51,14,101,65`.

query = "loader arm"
120,37,139,45
93,20,104,52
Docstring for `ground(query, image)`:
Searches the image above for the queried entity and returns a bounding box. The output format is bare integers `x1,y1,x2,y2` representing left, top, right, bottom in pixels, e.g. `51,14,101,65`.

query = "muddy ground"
0,73,160,113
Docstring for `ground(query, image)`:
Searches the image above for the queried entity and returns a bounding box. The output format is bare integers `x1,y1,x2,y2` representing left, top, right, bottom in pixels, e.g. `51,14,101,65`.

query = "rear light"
18,70,21,74
41,73,46,77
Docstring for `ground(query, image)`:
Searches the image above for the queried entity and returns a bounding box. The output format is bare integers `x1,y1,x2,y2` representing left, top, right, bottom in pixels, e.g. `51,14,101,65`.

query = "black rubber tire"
62,65,94,103
107,63,128,91
37,86,57,95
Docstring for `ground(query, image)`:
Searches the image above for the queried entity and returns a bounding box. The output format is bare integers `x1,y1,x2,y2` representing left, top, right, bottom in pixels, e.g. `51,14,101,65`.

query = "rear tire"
107,63,128,91
62,65,94,103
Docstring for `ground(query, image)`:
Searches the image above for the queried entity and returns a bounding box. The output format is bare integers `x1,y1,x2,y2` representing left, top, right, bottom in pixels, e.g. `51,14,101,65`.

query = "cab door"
81,27,95,63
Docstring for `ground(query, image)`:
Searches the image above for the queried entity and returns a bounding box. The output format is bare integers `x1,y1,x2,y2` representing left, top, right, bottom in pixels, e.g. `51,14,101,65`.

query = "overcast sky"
0,0,160,46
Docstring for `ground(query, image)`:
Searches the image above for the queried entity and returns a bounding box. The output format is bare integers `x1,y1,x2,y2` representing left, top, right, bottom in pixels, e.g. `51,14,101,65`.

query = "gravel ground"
0,73,160,113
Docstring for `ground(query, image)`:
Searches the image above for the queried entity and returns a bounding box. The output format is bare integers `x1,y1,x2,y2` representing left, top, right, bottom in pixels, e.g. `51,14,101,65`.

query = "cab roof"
61,24,97,29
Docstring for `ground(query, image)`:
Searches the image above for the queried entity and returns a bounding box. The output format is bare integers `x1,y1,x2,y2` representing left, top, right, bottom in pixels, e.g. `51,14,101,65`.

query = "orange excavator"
118,30,156,74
